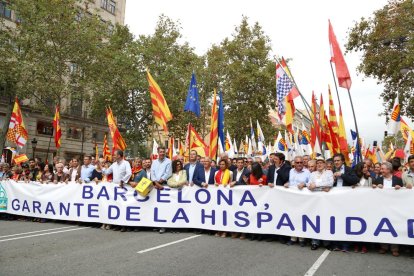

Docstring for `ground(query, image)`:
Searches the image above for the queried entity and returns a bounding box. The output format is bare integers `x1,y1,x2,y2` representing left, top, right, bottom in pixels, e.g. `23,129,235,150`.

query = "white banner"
1,180,414,245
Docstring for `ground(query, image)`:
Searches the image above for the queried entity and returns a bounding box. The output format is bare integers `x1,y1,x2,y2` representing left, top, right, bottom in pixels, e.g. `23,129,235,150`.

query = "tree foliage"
346,0,414,120
204,17,277,142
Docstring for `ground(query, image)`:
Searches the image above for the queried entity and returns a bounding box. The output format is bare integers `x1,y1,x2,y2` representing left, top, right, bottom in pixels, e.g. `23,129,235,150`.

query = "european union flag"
184,73,200,117
218,90,225,150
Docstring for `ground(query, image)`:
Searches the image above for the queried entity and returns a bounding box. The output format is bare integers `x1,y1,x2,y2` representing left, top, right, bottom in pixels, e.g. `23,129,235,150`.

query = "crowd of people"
1,147,414,257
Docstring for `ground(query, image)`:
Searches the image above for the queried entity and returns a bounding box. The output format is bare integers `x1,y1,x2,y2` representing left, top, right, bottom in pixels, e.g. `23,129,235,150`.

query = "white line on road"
137,235,202,254
0,227,90,243
304,249,330,276
0,226,77,238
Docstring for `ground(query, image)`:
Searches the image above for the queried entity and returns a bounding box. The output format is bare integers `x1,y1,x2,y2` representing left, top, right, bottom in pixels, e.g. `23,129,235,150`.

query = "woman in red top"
248,162,267,185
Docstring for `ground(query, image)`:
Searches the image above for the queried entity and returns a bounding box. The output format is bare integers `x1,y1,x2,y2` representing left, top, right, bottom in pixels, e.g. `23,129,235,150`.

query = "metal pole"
329,61,343,108
46,135,52,163
346,88,361,163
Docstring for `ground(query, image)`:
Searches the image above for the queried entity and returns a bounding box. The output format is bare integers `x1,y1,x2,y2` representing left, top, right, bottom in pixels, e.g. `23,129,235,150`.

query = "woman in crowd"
373,161,403,257
131,158,143,181
391,158,402,179
214,160,233,187
247,162,267,186
36,163,45,181
53,162,68,183
354,162,372,188
41,164,54,183
167,160,188,189
373,162,382,180
11,166,22,181
102,161,113,182
91,158,104,182
214,159,233,238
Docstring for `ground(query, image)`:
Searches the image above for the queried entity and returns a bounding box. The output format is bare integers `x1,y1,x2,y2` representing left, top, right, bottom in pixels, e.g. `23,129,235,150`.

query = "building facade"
0,0,126,162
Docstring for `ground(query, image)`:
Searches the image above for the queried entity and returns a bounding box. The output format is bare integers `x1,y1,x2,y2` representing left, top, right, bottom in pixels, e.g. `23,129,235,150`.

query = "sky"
124,0,400,146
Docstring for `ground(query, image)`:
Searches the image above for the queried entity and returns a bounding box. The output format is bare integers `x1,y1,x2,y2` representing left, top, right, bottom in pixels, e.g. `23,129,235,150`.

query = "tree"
204,17,277,143
346,0,414,120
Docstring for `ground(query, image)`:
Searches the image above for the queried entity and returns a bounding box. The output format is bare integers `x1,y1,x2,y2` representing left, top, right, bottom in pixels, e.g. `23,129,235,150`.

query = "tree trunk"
0,94,15,150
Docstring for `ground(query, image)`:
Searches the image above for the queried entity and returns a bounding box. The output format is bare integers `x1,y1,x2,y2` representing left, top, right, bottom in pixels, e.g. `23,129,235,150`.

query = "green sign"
0,183,7,211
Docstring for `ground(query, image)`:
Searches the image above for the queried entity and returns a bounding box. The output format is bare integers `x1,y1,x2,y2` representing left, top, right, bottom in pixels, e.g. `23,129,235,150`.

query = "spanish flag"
13,153,29,165
53,105,62,149
147,70,172,133
103,134,111,161
106,107,126,151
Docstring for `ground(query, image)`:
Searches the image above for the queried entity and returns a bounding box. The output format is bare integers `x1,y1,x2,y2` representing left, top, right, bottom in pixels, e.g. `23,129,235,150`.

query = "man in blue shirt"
150,146,172,190
80,155,95,183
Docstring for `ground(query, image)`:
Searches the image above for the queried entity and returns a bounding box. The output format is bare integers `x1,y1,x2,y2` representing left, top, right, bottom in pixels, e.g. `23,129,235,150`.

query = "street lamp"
31,138,38,158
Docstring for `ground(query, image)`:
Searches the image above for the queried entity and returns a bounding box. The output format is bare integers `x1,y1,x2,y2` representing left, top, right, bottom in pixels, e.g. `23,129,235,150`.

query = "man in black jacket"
267,152,291,187
332,153,359,187
230,157,250,186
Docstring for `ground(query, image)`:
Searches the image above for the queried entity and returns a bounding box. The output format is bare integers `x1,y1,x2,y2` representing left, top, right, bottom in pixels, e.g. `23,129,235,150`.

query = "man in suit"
193,157,216,187
68,157,81,182
184,150,203,186
332,153,359,187
373,161,404,189
267,152,291,187
230,157,250,186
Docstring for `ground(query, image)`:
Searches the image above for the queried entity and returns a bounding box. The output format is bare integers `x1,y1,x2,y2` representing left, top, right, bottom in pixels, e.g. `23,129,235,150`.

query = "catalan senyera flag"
147,70,172,132
328,86,339,133
106,107,126,151
53,105,62,149
6,98,28,148
178,139,184,156
310,92,321,150
13,153,29,165
319,95,333,154
168,136,174,160
338,106,350,165
103,134,111,161
209,89,219,159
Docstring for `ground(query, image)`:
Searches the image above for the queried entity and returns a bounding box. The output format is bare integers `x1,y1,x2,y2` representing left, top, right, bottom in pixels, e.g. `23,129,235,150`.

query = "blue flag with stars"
184,73,201,117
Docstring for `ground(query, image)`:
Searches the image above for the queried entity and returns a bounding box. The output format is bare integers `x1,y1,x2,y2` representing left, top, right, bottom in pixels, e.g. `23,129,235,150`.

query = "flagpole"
46,135,52,163
330,62,361,162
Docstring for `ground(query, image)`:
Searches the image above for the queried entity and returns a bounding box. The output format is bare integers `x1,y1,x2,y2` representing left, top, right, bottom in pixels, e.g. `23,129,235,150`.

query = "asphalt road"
1,220,414,276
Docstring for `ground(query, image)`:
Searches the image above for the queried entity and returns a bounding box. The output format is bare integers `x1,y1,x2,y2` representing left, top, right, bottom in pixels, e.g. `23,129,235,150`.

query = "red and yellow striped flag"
13,153,29,165
147,70,172,133
320,95,339,155
103,134,111,161
209,89,218,159
168,136,174,160
310,92,320,150
53,105,62,149
7,98,28,148
338,106,350,165
106,107,126,151
328,86,339,133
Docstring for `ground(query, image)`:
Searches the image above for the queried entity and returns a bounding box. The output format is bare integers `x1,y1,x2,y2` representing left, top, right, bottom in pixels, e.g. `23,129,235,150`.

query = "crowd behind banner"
1,146,414,258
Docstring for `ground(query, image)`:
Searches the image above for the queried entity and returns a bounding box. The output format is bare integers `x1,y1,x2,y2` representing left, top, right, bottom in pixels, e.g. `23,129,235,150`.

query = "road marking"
0,227,90,243
0,226,77,238
137,235,202,254
304,249,330,276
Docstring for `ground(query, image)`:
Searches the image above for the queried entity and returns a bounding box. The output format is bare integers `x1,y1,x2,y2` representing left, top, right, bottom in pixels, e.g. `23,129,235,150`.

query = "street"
1,220,414,276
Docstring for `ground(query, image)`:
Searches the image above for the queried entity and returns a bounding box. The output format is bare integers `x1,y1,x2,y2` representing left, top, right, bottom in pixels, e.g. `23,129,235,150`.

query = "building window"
0,2,12,19
67,126,83,140
101,0,115,14
36,121,54,136
92,130,106,143
70,96,83,117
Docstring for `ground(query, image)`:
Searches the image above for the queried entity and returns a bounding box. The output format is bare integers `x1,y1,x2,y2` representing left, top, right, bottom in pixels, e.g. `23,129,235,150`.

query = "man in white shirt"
103,150,132,187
